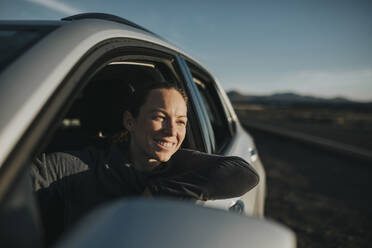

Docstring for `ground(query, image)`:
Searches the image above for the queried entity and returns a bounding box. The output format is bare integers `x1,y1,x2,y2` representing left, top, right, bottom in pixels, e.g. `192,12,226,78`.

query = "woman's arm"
147,149,259,200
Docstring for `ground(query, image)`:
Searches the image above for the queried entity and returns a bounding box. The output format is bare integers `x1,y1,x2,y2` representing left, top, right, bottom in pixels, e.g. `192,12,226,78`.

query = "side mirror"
56,198,296,248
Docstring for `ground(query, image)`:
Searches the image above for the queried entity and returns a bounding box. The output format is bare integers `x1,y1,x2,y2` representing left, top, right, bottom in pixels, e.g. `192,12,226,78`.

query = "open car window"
46,58,197,153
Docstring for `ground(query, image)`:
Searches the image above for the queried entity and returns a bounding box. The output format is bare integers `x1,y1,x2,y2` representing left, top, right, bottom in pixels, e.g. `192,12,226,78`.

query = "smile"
155,140,175,148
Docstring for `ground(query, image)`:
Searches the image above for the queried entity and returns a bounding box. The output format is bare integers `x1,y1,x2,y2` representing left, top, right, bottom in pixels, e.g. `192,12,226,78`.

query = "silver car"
0,13,292,248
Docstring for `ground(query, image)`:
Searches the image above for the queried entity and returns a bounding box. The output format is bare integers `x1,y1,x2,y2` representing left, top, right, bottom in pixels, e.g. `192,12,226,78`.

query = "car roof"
0,13,207,70
0,13,212,75
1,13,157,37
62,13,155,34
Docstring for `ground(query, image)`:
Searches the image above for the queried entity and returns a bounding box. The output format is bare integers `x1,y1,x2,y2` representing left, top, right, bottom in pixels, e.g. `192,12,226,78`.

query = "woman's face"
125,88,188,166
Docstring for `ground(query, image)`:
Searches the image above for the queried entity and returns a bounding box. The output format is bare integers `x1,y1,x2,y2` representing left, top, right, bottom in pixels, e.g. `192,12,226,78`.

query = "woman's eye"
177,120,186,126
154,115,165,121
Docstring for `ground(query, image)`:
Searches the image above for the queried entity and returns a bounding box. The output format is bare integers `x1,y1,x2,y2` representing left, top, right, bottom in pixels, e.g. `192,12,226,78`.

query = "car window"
46,58,197,153
0,26,56,72
186,62,233,153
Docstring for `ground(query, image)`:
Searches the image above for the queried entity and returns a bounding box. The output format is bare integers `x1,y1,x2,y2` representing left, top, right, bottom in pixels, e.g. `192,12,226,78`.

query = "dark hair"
126,81,188,118
112,81,188,143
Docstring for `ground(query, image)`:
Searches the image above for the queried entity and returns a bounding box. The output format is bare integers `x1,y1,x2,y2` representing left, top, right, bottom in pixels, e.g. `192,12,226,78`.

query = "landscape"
228,91,372,152
228,91,372,248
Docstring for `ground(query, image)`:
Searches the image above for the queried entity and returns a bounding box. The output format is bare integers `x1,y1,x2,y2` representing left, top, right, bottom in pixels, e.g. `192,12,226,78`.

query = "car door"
179,58,266,216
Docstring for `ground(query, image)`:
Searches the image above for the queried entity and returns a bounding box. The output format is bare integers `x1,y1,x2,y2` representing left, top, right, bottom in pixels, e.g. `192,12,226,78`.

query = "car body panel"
57,199,296,248
203,122,266,216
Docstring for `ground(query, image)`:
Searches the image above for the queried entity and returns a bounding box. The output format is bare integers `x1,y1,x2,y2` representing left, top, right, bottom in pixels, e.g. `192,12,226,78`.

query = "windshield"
0,25,57,72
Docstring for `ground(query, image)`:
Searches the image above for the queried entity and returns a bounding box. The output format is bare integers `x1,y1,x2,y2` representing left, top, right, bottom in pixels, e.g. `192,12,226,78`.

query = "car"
0,13,286,247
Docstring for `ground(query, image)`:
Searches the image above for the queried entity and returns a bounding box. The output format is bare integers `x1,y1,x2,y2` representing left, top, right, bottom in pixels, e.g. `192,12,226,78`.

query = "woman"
31,81,259,245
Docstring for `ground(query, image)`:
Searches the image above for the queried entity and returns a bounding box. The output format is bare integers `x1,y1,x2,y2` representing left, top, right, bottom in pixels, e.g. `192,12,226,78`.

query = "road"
245,127,372,248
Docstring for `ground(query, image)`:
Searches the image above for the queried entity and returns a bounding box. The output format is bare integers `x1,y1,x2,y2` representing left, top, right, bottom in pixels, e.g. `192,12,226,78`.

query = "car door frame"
177,56,239,155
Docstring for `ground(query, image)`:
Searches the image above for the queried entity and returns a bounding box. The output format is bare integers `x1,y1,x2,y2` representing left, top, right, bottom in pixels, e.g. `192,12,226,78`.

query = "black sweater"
30,144,259,245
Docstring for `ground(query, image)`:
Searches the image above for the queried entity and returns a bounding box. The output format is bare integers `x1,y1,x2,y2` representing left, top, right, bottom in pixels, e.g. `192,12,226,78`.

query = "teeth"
156,140,174,147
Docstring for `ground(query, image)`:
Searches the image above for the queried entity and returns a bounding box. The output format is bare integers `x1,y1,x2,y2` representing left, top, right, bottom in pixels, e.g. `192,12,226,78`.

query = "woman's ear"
123,111,135,131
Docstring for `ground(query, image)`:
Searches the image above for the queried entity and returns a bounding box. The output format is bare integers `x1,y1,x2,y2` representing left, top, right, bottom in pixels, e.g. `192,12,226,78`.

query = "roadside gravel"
247,128,372,248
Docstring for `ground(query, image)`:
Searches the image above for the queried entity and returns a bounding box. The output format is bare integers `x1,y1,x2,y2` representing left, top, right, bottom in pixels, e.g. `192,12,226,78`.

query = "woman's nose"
163,120,177,136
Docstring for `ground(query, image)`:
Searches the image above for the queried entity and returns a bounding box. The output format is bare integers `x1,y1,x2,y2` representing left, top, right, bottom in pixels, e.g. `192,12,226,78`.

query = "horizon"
1,0,371,101
227,89,372,103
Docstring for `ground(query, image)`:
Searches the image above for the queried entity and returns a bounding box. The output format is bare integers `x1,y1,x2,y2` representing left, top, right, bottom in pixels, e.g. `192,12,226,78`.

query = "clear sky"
1,0,371,101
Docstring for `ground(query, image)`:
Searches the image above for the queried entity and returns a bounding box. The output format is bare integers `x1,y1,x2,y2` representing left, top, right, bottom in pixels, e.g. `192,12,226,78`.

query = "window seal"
177,56,215,154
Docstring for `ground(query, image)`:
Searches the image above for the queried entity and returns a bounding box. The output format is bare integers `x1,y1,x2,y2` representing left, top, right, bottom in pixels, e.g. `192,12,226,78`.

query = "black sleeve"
29,153,66,246
30,153,63,190
30,151,90,246
147,149,259,200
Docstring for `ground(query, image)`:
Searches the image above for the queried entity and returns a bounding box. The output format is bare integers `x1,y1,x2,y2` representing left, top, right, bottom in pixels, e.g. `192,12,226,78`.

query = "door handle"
229,200,245,214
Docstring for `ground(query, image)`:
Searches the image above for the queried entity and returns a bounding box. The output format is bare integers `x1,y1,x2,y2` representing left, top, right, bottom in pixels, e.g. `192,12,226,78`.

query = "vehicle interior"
46,60,193,153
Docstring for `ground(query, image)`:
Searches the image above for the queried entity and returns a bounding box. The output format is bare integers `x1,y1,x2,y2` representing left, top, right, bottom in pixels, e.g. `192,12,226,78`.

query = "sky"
1,0,371,101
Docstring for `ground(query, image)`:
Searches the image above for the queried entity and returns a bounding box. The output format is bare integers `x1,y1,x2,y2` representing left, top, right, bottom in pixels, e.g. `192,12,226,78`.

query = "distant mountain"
227,91,371,107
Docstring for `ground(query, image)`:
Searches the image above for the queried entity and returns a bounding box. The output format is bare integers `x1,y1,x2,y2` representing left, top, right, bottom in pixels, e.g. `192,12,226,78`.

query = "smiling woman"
123,83,188,171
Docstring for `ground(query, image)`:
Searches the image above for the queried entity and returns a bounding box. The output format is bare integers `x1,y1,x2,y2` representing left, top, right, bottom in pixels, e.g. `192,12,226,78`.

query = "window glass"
0,27,55,72
189,71,232,152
